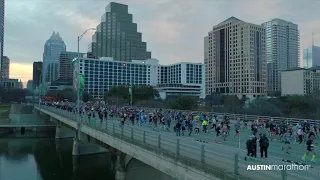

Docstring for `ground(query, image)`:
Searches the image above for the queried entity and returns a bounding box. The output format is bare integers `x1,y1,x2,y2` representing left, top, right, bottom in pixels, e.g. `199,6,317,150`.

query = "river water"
0,138,175,180
0,138,115,180
0,110,175,180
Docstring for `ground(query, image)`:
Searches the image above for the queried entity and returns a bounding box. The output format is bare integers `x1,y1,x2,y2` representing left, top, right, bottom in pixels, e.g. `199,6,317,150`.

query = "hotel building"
205,17,267,98
72,57,205,99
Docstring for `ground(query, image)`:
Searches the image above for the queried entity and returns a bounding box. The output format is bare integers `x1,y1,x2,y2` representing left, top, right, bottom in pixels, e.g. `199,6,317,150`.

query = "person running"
211,115,217,131
175,120,181,136
259,133,269,158
279,121,286,141
194,120,200,135
251,122,258,136
302,136,317,162
297,127,304,145
233,121,240,140
202,119,208,133
214,124,222,143
243,118,248,129
187,119,193,136
282,129,292,155
222,124,228,141
120,112,126,127
181,119,186,136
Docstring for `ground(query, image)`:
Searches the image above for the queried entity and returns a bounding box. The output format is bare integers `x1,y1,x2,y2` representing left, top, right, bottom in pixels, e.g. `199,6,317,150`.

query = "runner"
194,120,200,135
202,119,208,133
233,120,240,140
222,124,228,141
302,136,317,162
282,129,292,155
210,115,217,131
214,124,222,143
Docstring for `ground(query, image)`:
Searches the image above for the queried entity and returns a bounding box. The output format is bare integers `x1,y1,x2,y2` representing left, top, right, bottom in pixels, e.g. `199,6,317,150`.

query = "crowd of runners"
40,100,318,163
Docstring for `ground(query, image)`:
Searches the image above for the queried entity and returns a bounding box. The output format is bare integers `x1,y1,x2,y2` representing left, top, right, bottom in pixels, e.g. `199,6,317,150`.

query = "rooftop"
218,16,243,25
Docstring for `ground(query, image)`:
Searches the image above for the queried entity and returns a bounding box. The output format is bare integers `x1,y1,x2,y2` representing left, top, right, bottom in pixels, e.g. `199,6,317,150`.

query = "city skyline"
4,0,320,86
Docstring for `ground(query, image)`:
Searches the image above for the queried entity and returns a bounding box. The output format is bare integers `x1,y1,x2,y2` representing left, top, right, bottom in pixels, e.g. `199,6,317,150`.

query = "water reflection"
0,138,113,180
0,138,175,180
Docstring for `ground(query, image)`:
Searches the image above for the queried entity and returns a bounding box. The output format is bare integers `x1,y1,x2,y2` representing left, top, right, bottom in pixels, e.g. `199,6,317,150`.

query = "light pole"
130,72,133,108
231,72,235,113
38,75,42,106
123,63,133,107
76,28,95,135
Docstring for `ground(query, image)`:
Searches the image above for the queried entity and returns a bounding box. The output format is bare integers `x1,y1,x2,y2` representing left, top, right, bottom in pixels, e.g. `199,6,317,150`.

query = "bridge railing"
34,105,301,180
127,106,319,125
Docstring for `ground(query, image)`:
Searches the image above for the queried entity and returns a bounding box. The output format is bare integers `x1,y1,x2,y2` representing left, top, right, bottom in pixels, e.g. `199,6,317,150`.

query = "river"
0,138,175,180
0,138,115,180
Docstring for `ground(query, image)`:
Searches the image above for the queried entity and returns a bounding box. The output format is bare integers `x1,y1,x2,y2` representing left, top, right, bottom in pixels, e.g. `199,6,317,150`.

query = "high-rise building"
27,80,33,91
303,45,320,68
89,2,151,61
43,31,66,83
32,61,42,90
73,57,205,99
1,56,9,78
58,51,83,82
262,19,300,93
205,17,267,98
0,0,5,76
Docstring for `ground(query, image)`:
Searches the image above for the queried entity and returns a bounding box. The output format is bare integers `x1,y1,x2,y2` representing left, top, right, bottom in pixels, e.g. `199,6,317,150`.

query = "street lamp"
38,73,42,106
76,28,96,135
123,63,133,107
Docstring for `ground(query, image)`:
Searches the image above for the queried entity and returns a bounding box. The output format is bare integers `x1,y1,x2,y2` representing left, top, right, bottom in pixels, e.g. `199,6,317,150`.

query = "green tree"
223,95,243,113
105,86,129,100
205,92,224,106
168,96,198,110
105,85,159,104
0,88,28,103
244,98,283,117
134,99,166,108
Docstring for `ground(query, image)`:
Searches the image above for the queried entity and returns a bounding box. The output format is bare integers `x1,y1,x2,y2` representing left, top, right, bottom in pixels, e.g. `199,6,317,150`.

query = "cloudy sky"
4,0,320,86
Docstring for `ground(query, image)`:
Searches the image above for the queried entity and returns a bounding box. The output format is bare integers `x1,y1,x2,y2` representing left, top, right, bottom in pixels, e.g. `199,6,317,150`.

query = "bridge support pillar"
55,122,75,139
115,151,132,180
72,137,107,156
115,151,127,180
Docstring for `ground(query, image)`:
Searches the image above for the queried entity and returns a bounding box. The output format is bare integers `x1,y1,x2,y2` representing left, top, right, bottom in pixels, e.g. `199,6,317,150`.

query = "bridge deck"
35,105,320,180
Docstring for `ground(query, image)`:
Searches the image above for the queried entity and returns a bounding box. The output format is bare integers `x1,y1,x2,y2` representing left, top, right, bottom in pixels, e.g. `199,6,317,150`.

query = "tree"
267,91,281,97
223,95,243,113
105,86,129,100
104,85,159,103
132,85,160,101
0,88,28,103
244,98,283,117
205,93,224,106
134,99,166,108
168,96,198,110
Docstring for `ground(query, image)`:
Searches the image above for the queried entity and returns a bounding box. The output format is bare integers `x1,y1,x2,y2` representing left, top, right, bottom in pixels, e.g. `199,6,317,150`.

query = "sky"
4,0,320,87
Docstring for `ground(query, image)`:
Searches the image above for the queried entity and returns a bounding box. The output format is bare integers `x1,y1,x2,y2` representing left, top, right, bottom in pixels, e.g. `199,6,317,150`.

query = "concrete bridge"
34,105,301,180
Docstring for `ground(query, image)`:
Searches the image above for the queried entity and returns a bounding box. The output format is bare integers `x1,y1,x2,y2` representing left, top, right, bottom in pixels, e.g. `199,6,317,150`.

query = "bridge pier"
55,122,75,139
115,151,133,180
72,137,108,156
